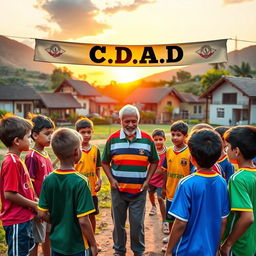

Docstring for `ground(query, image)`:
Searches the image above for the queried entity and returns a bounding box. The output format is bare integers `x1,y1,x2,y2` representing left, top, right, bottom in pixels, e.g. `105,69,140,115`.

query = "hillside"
0,36,55,74
143,45,256,82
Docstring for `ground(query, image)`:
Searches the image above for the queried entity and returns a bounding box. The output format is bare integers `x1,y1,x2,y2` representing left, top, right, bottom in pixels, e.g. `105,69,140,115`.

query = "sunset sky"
0,0,256,85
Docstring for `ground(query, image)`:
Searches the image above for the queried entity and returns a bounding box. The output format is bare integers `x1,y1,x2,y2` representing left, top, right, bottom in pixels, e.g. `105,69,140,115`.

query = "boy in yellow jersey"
162,121,194,251
74,118,102,237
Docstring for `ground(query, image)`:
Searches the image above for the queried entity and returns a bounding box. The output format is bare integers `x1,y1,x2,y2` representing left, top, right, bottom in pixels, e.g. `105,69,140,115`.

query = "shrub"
91,116,111,125
0,110,8,118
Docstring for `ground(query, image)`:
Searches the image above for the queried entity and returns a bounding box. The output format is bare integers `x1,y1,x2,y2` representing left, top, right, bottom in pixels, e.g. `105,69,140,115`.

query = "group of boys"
0,113,101,256
0,107,256,256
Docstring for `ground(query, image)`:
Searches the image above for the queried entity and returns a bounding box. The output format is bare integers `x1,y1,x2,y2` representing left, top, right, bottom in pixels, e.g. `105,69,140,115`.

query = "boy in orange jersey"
25,114,55,256
74,118,102,239
0,114,37,256
162,120,194,251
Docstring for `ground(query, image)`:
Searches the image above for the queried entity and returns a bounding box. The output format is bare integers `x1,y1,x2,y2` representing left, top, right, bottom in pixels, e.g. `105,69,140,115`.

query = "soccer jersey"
223,167,256,256
149,147,166,188
217,154,234,182
162,146,192,200
169,171,230,256
25,149,53,197
102,128,159,196
74,145,101,196
0,153,35,226
38,169,95,255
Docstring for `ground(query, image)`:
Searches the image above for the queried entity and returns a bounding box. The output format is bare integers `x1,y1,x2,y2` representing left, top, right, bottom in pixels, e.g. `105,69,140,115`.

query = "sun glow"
112,67,142,83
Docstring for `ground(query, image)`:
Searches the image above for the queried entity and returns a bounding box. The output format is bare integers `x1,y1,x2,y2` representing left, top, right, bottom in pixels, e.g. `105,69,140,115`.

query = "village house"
124,87,183,123
38,92,81,123
0,85,40,117
54,79,101,116
179,92,206,121
200,76,256,125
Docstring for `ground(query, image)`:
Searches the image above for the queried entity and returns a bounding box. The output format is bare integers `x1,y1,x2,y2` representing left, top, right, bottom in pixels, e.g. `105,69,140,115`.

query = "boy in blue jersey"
214,126,234,182
164,129,230,256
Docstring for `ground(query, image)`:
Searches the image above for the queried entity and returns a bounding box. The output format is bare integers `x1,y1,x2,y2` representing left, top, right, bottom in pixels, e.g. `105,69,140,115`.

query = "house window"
222,93,237,104
83,103,87,109
217,108,224,118
16,103,22,113
198,105,202,114
193,105,197,114
167,101,172,106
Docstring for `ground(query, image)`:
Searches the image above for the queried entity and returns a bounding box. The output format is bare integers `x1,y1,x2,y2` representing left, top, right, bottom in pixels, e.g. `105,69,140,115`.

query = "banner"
34,39,227,67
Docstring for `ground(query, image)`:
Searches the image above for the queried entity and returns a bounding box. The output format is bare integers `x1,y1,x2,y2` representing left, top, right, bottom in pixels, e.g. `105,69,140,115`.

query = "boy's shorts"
165,199,175,223
148,184,163,197
91,196,99,215
3,220,35,256
52,249,92,256
32,218,51,243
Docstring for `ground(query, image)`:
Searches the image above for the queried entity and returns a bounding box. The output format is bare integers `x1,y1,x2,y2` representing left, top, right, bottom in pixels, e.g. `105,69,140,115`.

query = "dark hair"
29,114,55,140
190,123,213,134
214,126,229,139
0,114,32,147
170,120,188,135
51,128,82,160
152,129,165,138
188,129,222,169
75,117,93,131
224,125,256,160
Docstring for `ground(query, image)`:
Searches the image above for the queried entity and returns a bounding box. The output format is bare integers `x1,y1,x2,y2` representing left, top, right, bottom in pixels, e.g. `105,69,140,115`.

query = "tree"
200,69,230,91
229,62,253,78
51,67,73,89
176,70,191,82
210,62,226,70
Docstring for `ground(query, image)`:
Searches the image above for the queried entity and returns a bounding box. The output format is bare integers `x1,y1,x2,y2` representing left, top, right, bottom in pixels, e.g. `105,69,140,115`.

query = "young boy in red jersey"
25,114,55,256
74,118,101,245
38,128,98,256
148,129,168,234
162,120,194,251
220,126,256,256
0,114,37,256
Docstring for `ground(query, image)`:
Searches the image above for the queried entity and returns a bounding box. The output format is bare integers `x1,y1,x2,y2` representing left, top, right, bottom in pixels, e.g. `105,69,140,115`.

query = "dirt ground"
95,199,166,256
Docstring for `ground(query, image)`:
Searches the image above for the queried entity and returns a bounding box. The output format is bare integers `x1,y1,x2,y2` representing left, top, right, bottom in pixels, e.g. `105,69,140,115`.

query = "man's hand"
141,180,149,191
109,177,119,189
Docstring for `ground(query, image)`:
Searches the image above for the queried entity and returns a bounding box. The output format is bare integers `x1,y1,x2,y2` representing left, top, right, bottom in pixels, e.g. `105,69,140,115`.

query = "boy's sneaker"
162,222,169,234
162,236,169,243
149,206,157,216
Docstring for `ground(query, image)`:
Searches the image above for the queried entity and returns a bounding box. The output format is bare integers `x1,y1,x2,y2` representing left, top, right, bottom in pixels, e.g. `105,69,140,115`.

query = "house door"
232,109,249,125
15,102,32,117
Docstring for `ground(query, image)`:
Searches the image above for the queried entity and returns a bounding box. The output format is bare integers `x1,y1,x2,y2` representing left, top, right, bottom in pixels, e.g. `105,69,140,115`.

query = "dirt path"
96,198,166,256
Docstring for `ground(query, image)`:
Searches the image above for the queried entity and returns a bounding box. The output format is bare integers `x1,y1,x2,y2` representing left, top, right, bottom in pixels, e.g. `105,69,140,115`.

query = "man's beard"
123,128,136,136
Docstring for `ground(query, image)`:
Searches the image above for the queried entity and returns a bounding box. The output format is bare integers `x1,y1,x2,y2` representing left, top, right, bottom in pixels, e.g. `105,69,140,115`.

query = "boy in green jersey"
38,128,98,256
220,125,256,256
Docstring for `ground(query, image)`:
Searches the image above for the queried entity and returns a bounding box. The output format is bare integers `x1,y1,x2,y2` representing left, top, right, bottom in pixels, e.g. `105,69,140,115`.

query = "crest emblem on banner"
139,149,145,155
196,45,216,59
45,44,65,57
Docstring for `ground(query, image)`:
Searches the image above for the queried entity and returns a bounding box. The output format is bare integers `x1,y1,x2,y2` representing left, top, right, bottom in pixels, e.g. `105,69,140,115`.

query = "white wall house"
200,76,256,126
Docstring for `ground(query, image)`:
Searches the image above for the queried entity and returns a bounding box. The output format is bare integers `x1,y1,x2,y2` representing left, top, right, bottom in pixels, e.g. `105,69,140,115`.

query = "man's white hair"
119,104,140,121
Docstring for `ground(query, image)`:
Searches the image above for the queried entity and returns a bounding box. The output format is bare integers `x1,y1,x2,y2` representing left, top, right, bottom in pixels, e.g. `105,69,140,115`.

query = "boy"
0,114,37,256
165,129,230,256
148,129,168,234
162,121,193,249
221,126,256,256
38,128,98,256
25,114,55,256
214,126,234,182
74,117,101,237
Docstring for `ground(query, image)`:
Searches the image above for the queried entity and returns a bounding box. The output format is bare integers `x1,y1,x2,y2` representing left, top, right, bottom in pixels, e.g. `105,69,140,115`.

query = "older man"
102,104,159,256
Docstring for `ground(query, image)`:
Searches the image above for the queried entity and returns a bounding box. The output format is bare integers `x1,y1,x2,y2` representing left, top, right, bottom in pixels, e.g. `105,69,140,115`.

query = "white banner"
34,39,228,67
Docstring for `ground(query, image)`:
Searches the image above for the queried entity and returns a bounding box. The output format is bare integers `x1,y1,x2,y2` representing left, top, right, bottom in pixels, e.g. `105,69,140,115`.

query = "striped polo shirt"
102,128,159,196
